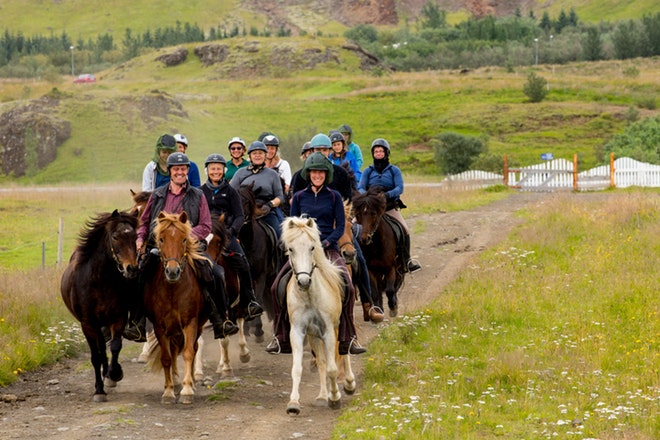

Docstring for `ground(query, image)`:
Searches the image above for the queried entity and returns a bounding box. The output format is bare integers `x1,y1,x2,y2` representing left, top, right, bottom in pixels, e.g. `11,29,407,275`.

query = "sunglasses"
230,147,243,151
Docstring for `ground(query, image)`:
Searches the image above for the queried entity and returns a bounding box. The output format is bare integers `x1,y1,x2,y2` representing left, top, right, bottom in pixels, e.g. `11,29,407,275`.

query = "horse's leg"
286,324,305,415
178,323,198,404
217,336,233,378
137,330,157,363
84,333,108,402
237,317,250,363
385,268,399,317
194,334,204,382
308,336,330,408
158,334,176,404
105,329,124,387
324,328,341,410
340,354,357,395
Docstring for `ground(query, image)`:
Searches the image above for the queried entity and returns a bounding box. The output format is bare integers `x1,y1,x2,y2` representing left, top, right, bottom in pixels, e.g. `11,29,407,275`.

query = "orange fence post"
503,155,509,186
573,153,578,191
610,152,615,188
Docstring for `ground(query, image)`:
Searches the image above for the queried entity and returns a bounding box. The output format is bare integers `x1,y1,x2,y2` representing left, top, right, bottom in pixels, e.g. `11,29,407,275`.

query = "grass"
335,189,660,439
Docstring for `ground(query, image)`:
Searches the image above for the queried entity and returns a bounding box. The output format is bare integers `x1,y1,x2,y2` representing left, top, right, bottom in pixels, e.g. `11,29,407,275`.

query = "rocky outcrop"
0,96,71,177
155,47,188,67
194,44,230,67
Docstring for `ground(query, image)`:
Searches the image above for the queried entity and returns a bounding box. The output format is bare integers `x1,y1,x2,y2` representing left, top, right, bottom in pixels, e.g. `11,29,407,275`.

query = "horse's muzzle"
122,264,139,279
164,265,182,282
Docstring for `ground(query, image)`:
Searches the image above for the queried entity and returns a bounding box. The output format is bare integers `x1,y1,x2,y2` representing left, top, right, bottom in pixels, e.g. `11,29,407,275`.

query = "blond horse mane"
281,216,344,289
153,212,209,272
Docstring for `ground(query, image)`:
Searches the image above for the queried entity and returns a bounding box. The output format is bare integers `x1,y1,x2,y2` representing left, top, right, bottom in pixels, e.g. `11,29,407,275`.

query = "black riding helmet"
301,152,334,185
262,134,279,147
167,152,191,169
371,138,390,157
205,153,227,168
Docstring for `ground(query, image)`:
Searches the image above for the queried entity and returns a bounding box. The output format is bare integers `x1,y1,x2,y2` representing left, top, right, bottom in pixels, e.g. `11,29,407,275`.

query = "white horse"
281,216,356,415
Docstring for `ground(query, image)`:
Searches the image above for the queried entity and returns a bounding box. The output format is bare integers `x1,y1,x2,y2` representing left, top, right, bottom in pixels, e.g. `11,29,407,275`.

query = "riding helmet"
156,134,177,151
247,140,268,154
227,136,246,150
310,133,331,149
205,153,227,168
173,133,188,146
262,134,279,147
301,152,334,185
371,138,390,155
167,152,191,168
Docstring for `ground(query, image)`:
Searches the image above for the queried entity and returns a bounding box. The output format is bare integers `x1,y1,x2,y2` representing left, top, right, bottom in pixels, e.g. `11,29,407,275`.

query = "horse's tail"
145,335,163,373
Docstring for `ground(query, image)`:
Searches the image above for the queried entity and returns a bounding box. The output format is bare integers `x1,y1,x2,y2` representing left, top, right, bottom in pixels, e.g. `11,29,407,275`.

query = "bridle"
290,258,316,281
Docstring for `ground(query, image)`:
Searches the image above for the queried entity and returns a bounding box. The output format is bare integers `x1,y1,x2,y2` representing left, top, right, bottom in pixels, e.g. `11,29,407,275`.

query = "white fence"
444,156,660,191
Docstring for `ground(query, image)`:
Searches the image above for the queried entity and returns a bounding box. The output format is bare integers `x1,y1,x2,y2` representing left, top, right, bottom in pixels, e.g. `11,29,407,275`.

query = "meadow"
335,189,660,439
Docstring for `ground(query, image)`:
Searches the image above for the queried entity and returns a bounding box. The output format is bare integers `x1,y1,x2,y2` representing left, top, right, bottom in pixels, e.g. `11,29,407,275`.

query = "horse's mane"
352,186,386,215
153,212,207,268
281,216,344,286
340,161,357,193
76,210,138,259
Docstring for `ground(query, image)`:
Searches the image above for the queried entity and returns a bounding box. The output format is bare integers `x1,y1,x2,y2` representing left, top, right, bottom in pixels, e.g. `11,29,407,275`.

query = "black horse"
237,183,281,341
60,210,139,402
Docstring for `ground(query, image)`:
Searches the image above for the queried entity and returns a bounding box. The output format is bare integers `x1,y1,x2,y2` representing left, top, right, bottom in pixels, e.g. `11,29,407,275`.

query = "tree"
421,1,446,29
601,116,660,164
523,72,548,102
582,26,603,61
433,132,486,174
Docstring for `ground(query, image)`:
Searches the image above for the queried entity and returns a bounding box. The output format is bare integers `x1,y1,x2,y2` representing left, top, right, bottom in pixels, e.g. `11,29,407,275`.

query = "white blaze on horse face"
289,242,315,291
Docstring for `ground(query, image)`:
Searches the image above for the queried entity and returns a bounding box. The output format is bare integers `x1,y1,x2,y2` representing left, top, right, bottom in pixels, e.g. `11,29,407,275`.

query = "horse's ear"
179,211,188,224
111,209,120,217
130,189,136,196
158,211,167,220
305,217,315,228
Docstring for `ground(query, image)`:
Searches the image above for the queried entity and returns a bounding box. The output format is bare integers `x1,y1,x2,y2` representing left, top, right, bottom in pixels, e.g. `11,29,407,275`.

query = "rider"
358,138,422,273
266,152,367,355
290,134,384,323
337,124,364,171
173,133,201,187
225,136,249,181
142,134,177,191
229,141,285,239
125,152,240,342
328,131,362,185
200,153,263,321
263,134,292,195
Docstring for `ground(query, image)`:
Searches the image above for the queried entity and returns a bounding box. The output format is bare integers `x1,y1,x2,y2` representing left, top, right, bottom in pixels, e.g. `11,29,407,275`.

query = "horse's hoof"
161,395,176,405
313,397,328,407
220,370,234,379
194,373,204,382
239,353,251,363
107,367,124,384
389,306,398,317
104,378,117,388
286,403,301,415
179,394,194,405
344,383,357,395
329,398,342,410
92,393,108,403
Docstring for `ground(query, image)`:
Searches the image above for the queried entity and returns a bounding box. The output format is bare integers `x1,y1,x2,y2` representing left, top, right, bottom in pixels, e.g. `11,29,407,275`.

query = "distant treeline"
0,5,658,78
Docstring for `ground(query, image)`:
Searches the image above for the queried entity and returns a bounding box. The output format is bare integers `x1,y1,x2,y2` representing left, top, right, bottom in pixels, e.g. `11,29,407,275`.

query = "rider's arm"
192,198,212,242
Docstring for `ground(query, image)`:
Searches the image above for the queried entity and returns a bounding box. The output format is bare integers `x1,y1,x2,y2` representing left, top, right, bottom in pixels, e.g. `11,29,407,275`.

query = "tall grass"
335,190,660,439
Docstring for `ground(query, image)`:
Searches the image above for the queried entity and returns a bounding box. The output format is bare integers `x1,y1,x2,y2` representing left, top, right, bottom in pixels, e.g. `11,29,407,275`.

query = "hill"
0,0,655,42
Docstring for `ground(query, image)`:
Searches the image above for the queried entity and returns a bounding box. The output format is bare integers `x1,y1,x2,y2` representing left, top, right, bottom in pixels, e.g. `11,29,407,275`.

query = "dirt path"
0,192,547,440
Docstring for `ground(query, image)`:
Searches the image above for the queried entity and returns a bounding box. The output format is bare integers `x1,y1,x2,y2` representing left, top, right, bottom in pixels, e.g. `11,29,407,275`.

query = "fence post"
503,155,509,186
573,154,578,191
610,153,615,188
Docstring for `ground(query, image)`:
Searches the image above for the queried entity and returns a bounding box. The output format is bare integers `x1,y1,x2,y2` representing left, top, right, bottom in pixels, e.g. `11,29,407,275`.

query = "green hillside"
0,36,657,186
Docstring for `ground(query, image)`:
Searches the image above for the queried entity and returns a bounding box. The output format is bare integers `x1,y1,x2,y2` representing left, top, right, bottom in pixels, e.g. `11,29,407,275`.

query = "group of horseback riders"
124,126,422,357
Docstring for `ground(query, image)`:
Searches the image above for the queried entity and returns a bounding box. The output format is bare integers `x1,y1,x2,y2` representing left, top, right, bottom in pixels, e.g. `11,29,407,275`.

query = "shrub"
523,72,548,102
433,132,487,174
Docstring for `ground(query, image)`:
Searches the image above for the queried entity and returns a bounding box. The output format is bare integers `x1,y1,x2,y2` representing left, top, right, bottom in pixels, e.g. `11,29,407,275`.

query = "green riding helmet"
156,134,177,151
205,153,227,168
301,152,334,185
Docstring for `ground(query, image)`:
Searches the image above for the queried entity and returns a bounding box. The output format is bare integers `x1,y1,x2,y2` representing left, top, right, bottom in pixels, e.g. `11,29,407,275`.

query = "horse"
338,200,356,266
237,183,280,341
201,214,251,379
129,189,151,217
352,187,405,317
60,210,139,402
280,216,356,415
143,211,209,404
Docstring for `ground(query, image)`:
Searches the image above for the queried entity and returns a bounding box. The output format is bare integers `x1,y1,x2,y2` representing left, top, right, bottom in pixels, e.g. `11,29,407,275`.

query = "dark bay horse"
237,183,280,341
143,211,208,404
352,187,405,317
60,210,139,402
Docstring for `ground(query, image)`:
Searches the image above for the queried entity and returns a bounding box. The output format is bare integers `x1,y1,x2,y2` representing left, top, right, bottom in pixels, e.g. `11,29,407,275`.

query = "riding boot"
403,232,422,273
123,249,156,342
337,276,366,356
204,262,239,339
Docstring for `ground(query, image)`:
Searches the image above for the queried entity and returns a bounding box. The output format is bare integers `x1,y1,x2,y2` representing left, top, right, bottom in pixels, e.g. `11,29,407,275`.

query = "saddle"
383,214,406,266
275,268,293,309
256,217,284,270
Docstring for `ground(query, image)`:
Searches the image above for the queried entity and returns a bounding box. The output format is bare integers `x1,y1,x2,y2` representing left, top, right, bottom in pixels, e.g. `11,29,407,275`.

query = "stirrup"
265,338,282,354
407,259,422,274
369,305,385,323
246,300,263,321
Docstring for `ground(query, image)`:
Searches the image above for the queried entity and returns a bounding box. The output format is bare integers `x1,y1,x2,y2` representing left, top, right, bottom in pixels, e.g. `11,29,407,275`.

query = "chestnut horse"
60,210,139,402
281,216,356,415
143,211,209,404
352,187,405,317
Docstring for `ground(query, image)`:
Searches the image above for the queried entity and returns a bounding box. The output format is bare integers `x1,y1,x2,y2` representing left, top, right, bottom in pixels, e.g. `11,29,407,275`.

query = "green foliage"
344,24,378,44
433,132,487,174
420,1,446,29
582,26,603,61
601,116,660,163
523,72,548,102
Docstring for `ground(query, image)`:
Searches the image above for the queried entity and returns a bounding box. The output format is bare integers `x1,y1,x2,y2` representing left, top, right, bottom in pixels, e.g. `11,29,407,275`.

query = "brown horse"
60,210,139,402
352,187,405,317
143,211,209,404
338,201,356,266
237,183,280,341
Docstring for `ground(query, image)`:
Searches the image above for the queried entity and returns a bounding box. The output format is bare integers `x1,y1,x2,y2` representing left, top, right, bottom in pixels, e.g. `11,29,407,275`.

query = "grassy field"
1,54,658,187
335,189,660,439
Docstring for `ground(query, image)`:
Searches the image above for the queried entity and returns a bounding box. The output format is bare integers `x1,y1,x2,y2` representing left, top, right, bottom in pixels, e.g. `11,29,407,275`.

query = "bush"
433,132,487,174
523,72,548,102
601,116,660,163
